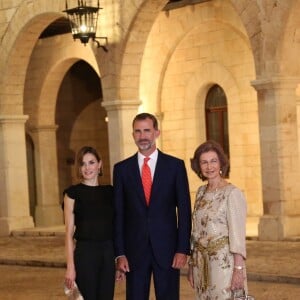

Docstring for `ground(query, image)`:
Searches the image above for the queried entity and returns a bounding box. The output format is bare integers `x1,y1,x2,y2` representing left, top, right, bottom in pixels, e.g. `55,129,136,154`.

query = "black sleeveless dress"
64,183,115,300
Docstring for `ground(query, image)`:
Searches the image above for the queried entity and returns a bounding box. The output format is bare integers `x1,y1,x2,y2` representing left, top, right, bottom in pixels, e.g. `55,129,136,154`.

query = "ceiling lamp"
63,0,108,51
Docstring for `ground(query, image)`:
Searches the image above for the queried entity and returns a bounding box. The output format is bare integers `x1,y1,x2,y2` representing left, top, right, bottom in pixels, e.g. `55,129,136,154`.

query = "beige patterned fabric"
190,183,247,300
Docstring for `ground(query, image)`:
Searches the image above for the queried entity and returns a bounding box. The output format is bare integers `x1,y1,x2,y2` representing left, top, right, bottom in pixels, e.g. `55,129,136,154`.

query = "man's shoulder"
114,153,137,168
158,150,183,163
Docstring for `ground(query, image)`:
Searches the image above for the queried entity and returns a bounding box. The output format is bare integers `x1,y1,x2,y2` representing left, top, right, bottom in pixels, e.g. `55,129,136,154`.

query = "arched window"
205,84,230,158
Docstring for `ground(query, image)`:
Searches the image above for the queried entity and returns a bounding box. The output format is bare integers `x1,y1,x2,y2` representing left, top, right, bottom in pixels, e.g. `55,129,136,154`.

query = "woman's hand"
230,268,245,291
187,265,194,288
64,194,76,290
65,266,76,289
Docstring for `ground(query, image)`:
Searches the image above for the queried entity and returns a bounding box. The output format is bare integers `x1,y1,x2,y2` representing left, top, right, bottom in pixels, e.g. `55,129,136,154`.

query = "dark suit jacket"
113,150,191,269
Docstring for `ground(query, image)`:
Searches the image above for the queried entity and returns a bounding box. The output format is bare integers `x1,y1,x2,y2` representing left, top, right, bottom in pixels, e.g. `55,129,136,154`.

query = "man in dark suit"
113,112,191,300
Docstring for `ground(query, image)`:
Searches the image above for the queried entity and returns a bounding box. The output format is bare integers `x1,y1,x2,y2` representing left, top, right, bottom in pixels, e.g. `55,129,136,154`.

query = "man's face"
132,118,160,154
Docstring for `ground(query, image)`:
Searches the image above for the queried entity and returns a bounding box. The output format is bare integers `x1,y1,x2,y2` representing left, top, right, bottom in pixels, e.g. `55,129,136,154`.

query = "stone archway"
251,1,300,239
127,0,261,236
23,32,102,227
0,0,67,234
101,0,169,165
0,0,103,233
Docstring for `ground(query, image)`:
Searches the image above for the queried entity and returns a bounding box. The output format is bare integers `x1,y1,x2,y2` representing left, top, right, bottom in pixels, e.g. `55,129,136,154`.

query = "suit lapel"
150,151,165,202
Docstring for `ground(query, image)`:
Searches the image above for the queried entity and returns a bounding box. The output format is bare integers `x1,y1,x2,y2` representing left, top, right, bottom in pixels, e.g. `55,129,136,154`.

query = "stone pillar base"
0,216,34,236
35,205,63,227
258,215,300,240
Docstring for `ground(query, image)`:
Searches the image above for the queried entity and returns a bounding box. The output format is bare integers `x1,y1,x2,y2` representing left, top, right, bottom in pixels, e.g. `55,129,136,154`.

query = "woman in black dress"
63,146,115,300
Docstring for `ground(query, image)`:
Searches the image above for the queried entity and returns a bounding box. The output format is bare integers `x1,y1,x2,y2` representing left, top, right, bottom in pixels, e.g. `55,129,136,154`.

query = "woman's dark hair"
190,140,229,181
76,146,103,179
132,113,159,130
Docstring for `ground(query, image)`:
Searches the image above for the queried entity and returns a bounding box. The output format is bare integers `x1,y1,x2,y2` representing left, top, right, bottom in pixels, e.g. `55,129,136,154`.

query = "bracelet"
234,265,244,270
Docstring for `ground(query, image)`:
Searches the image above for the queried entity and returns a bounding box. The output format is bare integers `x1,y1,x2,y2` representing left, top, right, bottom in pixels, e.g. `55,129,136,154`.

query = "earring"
219,169,223,175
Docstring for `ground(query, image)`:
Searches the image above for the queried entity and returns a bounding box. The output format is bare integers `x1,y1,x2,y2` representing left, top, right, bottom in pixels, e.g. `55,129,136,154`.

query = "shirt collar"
138,149,158,163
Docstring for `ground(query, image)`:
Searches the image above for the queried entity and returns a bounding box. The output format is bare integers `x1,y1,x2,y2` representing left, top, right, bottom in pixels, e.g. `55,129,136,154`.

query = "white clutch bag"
232,289,255,300
64,282,84,300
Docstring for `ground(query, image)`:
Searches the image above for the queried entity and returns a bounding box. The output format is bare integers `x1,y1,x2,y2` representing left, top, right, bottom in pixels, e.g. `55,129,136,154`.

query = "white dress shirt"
137,149,158,179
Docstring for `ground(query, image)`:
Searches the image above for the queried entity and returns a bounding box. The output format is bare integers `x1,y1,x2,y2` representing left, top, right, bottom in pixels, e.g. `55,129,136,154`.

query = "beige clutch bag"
64,282,84,300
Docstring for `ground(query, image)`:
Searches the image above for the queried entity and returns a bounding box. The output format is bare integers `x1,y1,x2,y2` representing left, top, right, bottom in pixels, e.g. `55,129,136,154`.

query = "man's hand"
172,253,187,269
115,270,126,281
116,256,130,273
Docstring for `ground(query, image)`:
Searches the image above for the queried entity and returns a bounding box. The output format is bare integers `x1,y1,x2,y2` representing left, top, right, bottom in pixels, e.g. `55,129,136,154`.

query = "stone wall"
0,0,300,238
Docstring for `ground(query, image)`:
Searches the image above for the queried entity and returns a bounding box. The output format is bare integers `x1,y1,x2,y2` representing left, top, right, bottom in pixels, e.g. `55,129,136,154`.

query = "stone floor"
0,226,299,299
0,264,300,300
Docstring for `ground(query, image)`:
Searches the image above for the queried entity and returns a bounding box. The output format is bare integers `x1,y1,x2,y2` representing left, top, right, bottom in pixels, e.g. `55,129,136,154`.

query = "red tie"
142,157,152,205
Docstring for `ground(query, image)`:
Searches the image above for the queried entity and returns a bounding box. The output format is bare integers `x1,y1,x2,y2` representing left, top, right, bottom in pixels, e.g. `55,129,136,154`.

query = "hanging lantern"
64,0,108,51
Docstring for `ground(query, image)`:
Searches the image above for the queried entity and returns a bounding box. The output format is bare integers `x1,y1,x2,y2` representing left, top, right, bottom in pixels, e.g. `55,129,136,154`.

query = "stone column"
101,99,141,171
30,125,63,227
252,77,300,240
0,115,34,235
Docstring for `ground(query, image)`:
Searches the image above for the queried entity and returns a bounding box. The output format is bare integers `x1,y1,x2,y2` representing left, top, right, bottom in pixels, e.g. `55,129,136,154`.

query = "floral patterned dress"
190,183,247,300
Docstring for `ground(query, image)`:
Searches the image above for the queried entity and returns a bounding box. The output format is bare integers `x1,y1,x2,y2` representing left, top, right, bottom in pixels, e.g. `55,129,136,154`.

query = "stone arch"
24,35,100,129
0,0,105,230
184,62,262,236
276,1,300,77
279,1,300,163
0,0,70,113
0,0,69,232
117,0,167,101
230,0,293,77
185,62,241,155
136,1,260,235
138,0,256,159
23,35,103,226
119,0,268,104
140,1,251,114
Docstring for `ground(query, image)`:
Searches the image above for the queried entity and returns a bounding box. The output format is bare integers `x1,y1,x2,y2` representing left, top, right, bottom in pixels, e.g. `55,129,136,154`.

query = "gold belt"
192,236,229,291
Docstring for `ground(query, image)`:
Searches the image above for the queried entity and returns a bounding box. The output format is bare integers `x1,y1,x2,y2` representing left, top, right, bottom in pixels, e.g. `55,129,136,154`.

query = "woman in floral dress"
188,140,247,300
